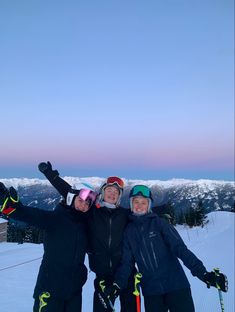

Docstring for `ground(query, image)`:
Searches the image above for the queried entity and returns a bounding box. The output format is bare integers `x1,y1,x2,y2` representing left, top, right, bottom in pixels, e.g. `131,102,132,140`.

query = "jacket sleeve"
44,174,71,199
8,203,57,230
160,218,207,281
115,229,135,289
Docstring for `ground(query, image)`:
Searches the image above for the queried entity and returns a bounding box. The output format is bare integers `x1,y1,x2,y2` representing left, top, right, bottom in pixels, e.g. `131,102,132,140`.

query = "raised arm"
38,161,71,198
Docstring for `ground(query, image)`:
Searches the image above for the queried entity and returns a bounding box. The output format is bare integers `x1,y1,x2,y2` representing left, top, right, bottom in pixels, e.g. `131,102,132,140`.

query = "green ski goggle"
131,185,151,198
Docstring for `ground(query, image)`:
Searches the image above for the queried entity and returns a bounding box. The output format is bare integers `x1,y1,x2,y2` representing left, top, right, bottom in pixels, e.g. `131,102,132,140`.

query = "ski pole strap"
133,273,142,296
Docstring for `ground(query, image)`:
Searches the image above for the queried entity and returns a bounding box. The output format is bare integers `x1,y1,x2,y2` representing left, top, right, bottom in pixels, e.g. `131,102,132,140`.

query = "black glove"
38,161,59,180
0,182,19,216
99,280,120,302
204,270,228,292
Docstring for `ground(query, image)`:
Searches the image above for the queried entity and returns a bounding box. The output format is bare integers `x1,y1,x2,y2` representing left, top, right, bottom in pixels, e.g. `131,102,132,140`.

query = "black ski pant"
93,273,137,312
33,291,82,312
144,287,195,312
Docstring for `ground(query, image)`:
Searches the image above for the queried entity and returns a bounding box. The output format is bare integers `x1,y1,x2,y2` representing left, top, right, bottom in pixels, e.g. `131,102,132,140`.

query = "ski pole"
108,299,115,312
133,272,142,312
214,268,225,312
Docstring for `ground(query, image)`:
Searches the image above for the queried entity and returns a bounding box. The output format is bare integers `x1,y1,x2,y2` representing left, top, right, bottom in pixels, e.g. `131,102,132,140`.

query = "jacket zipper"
69,227,80,296
140,224,155,272
150,241,158,269
143,235,155,272
109,217,112,269
140,249,148,270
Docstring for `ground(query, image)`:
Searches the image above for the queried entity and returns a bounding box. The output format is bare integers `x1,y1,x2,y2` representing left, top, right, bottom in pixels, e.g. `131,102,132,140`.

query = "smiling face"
131,196,150,215
103,185,120,205
74,196,90,212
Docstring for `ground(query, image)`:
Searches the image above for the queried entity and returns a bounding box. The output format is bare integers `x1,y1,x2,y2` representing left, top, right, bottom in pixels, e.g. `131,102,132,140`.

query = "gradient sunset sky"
0,0,234,180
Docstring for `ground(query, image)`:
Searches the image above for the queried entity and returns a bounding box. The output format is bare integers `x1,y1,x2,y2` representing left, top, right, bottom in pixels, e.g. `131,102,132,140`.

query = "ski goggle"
79,189,97,204
66,189,97,206
106,176,124,189
130,185,152,198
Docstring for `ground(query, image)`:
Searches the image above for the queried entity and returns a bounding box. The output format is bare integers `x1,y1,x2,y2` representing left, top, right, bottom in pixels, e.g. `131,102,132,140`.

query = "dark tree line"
7,221,45,244
232,201,235,213
5,200,214,244
155,200,209,228
177,200,208,228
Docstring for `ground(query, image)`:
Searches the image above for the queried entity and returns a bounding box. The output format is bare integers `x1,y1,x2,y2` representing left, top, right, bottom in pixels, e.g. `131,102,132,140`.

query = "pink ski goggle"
79,189,97,204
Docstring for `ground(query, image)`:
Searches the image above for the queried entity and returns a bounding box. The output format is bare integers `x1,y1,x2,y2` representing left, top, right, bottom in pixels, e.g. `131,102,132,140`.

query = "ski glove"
99,280,120,301
204,271,228,292
0,182,19,216
38,161,59,180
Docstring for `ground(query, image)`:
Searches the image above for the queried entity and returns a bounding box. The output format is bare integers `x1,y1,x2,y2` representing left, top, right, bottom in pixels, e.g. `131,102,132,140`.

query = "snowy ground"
0,211,234,312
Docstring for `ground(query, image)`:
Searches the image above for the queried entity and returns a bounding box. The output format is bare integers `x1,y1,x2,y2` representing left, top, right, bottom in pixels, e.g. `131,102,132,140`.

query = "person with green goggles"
100,184,228,312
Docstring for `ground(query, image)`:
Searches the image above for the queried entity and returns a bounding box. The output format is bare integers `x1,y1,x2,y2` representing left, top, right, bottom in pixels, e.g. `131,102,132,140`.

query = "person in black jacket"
38,161,137,312
0,181,97,312
100,185,228,312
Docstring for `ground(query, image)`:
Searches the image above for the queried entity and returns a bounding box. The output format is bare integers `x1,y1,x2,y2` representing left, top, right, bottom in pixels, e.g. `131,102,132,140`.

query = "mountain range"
1,177,234,214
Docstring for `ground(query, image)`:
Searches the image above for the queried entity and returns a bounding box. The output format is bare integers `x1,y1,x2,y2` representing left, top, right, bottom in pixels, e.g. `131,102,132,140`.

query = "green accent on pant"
39,292,51,312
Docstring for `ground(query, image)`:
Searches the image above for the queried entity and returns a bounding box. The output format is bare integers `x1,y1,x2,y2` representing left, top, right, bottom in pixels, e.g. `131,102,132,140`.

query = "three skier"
0,164,228,312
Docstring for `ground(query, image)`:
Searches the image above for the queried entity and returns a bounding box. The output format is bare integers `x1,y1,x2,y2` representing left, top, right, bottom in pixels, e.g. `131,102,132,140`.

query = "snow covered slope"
0,211,234,311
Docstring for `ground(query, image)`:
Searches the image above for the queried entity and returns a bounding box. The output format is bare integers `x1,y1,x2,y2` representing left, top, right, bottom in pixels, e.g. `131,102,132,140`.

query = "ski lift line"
0,257,42,271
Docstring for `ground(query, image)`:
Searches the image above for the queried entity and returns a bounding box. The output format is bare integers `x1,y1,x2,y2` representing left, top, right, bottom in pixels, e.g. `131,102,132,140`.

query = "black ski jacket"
87,205,130,277
43,174,130,278
8,203,88,300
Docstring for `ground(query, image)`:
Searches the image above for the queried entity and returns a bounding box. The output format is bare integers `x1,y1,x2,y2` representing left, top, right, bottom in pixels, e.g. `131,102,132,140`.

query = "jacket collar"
129,211,157,223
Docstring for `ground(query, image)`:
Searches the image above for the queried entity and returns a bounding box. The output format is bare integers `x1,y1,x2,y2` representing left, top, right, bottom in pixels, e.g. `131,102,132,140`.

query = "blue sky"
0,0,234,180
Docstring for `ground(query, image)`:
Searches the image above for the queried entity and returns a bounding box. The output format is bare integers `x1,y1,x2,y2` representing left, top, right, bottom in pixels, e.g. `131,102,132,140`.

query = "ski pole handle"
214,268,223,289
214,268,225,312
133,273,142,312
133,273,142,296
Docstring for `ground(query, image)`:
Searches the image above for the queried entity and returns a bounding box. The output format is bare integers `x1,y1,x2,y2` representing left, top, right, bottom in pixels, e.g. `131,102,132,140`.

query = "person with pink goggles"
0,176,98,312
66,187,98,213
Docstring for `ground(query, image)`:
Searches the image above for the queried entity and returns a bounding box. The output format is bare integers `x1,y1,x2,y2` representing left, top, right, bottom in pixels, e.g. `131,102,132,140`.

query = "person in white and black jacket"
38,161,137,312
